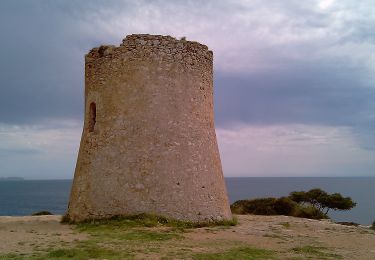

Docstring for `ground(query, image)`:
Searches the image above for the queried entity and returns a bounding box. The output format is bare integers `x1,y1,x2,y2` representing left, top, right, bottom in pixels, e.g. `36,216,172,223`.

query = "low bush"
292,205,327,219
231,198,278,215
32,211,53,216
336,222,359,226
231,197,327,220
61,214,72,223
371,220,375,230
232,197,303,216
231,188,356,220
273,197,297,215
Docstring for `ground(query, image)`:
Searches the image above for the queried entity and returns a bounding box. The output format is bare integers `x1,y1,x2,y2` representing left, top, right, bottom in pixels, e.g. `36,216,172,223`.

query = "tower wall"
67,34,232,222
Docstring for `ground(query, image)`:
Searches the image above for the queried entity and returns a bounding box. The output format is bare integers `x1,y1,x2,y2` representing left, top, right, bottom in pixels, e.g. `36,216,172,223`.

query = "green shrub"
231,188,355,221
231,197,299,216
292,205,327,220
231,197,326,220
273,197,297,215
32,211,52,216
61,214,72,224
231,198,278,215
371,221,375,230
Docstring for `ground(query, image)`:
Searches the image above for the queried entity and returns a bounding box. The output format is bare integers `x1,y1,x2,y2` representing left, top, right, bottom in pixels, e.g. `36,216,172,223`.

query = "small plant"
61,214,72,224
292,246,341,258
32,211,52,216
371,220,375,230
46,247,126,259
280,222,290,228
193,246,274,259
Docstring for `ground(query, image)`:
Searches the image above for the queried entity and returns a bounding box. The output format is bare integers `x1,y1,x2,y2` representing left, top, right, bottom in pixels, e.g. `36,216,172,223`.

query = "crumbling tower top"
86,34,212,65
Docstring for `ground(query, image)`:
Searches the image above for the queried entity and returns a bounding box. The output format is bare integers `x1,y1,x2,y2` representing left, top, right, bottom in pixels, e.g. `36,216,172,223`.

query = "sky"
0,0,375,179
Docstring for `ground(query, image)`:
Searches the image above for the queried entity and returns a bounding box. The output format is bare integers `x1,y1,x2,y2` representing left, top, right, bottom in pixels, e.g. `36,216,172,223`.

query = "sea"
0,177,374,225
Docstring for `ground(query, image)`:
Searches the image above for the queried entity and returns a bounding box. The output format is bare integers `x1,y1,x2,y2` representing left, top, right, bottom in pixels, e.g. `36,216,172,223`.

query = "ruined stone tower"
67,34,232,222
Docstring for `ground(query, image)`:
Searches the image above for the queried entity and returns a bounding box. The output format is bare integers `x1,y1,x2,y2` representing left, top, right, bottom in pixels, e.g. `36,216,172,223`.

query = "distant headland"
0,177,25,181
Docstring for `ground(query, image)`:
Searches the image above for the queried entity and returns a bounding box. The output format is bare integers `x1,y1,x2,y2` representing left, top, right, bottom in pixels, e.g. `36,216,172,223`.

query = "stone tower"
67,34,232,222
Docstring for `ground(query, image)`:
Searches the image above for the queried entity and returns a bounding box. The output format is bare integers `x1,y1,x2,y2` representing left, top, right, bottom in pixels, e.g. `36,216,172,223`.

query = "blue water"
0,180,70,216
0,178,374,225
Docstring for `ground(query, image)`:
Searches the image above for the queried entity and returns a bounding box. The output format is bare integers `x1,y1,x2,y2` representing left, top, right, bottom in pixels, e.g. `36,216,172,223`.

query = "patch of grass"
69,216,186,246
263,233,287,240
33,247,132,259
74,213,237,230
3,244,134,259
116,230,181,241
292,246,342,259
46,247,123,259
193,246,274,259
7,214,238,259
76,221,182,242
0,254,24,260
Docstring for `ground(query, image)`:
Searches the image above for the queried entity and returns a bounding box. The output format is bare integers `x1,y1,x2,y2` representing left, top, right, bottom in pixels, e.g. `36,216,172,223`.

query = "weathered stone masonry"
67,34,232,222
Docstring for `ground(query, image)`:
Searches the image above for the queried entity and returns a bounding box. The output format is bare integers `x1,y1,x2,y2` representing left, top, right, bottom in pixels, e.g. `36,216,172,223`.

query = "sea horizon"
0,177,374,225
2,176,375,181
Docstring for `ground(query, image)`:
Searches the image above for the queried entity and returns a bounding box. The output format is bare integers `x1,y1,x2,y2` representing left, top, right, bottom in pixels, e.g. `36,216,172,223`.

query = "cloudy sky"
1,0,375,179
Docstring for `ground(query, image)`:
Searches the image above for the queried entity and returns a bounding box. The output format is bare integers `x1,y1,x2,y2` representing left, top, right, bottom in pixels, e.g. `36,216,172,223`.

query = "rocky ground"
0,214,374,259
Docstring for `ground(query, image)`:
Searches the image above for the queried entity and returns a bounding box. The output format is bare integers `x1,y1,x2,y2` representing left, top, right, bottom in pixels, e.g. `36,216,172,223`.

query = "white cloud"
0,120,82,179
2,119,375,179
318,0,335,10
217,124,375,177
59,0,373,77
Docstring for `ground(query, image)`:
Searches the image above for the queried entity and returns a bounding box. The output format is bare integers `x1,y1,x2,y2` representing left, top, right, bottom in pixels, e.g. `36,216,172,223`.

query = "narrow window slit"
88,102,96,132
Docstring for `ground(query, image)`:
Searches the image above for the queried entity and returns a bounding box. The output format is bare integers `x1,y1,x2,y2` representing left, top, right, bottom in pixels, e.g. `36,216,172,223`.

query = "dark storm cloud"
0,0,152,124
215,63,375,127
1,0,375,178
0,1,85,123
0,0,128,124
0,0,374,132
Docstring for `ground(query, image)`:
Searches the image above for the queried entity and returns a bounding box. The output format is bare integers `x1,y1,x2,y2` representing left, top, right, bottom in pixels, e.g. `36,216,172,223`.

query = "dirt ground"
0,215,87,255
0,214,374,259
